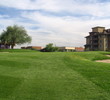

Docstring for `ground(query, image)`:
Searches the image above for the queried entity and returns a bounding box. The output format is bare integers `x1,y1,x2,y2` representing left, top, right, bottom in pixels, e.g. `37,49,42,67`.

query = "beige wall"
59,47,75,52
65,47,75,50
98,35,108,51
92,27,105,33
104,36,108,51
86,37,90,44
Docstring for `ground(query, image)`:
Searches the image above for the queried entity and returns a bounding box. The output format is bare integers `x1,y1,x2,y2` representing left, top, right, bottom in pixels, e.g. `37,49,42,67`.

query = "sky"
0,0,110,47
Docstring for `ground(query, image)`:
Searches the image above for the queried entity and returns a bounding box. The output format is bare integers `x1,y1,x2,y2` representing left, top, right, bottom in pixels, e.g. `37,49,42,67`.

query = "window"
100,45,102,48
100,40,102,43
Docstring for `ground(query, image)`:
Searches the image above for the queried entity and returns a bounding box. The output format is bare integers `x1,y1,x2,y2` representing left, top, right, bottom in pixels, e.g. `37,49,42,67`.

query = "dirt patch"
96,55,110,63
96,59,110,63
106,55,110,57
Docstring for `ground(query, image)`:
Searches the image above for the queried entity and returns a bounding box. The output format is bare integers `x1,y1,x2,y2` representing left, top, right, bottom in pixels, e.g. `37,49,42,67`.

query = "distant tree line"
0,25,31,49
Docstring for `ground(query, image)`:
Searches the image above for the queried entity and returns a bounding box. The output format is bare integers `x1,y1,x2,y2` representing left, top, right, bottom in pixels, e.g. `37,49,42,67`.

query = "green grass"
0,49,38,52
0,50,110,100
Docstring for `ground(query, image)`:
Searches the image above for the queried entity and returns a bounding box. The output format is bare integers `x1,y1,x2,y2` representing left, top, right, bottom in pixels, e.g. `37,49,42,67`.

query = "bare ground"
96,55,110,63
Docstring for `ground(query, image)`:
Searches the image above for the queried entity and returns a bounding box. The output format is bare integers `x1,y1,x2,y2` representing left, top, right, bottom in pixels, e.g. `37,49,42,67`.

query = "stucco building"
85,26,110,51
58,47,84,52
58,47,75,52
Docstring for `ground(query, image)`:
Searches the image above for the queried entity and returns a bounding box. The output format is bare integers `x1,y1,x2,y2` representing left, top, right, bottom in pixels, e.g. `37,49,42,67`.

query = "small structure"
21,46,43,50
0,43,10,49
75,47,84,52
58,47,75,52
21,47,26,49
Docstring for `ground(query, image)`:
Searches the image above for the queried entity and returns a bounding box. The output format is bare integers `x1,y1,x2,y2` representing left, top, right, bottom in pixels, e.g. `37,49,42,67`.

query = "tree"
0,25,31,49
42,43,59,52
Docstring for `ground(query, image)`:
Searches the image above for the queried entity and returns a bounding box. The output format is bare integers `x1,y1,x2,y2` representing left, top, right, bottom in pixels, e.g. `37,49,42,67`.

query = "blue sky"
0,0,110,47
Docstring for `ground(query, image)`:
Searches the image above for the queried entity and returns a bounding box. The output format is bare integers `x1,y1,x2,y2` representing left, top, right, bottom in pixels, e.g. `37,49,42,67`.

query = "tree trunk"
11,45,14,49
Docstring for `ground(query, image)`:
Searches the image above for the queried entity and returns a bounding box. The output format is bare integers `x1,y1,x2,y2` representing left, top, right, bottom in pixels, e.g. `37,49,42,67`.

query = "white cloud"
1,0,110,17
21,11,110,47
1,0,110,47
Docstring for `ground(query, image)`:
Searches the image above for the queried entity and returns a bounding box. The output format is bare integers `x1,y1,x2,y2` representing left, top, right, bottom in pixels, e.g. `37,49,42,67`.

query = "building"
21,46,43,50
75,47,84,52
58,47,84,52
85,26,110,51
58,47,75,52
0,43,10,49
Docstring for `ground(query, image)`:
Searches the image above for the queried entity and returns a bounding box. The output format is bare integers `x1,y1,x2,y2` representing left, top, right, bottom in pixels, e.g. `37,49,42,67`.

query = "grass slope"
0,50,110,100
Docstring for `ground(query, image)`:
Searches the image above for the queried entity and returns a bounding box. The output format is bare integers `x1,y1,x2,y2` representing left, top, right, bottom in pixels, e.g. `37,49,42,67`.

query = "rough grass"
0,50,110,100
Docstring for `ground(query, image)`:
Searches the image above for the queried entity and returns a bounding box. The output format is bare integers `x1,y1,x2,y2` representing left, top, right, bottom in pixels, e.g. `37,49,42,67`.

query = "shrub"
41,43,59,52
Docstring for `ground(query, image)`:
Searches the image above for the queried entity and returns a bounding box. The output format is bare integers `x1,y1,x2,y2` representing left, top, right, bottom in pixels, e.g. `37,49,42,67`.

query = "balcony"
93,43,98,45
92,38,98,41
84,44,91,47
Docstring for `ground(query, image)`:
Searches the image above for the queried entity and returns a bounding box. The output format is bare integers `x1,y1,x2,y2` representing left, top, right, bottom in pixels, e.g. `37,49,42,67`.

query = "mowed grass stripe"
64,53,110,94
0,50,110,100
9,70,110,100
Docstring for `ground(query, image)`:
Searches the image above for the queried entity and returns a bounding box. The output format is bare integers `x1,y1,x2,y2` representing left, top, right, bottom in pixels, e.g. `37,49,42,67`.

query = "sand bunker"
96,55,110,63
96,59,110,63
106,55,110,57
